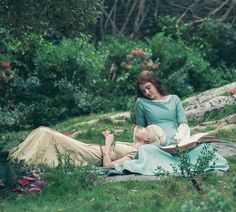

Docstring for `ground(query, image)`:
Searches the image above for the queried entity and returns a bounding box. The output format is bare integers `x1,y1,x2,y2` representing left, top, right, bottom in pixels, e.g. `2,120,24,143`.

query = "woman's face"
139,82,159,100
134,127,150,144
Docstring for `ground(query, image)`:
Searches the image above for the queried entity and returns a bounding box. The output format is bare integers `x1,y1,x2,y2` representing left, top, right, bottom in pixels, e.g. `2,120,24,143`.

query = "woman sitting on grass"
10,124,166,167
111,70,229,175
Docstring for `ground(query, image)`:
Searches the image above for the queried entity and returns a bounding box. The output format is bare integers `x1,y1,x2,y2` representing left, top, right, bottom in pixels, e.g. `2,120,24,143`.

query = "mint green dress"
114,95,229,175
134,95,187,145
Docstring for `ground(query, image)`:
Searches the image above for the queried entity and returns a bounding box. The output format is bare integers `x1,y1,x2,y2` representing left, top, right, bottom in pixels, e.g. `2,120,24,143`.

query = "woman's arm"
173,123,191,144
134,98,146,127
174,95,190,143
102,130,132,168
103,154,132,168
102,130,114,167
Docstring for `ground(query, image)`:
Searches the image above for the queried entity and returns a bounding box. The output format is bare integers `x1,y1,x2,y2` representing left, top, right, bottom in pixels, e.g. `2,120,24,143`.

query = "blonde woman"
10,125,166,167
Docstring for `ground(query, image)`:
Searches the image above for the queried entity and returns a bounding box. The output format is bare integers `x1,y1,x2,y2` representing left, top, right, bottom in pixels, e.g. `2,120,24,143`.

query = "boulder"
183,82,236,121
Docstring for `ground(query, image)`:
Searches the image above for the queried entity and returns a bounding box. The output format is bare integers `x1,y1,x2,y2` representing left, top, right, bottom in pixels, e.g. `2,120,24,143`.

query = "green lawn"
0,112,236,211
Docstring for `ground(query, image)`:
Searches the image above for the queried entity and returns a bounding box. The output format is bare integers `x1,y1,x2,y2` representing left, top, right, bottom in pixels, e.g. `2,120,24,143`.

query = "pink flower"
131,48,145,56
137,50,145,55
1,61,11,69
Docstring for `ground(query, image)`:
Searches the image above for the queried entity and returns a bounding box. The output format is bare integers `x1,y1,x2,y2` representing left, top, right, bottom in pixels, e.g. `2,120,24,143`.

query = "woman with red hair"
113,71,228,175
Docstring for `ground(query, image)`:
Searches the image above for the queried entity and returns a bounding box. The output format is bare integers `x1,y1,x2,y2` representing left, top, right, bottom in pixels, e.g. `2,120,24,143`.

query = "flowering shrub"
0,60,15,107
121,47,159,72
107,47,160,96
0,60,14,89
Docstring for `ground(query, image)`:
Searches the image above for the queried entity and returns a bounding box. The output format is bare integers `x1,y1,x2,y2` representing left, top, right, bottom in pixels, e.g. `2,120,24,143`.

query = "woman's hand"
174,123,191,144
102,130,114,146
102,130,111,138
173,134,183,144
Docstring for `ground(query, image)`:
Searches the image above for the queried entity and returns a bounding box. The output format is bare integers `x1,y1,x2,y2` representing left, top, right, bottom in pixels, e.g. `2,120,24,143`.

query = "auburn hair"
136,71,169,97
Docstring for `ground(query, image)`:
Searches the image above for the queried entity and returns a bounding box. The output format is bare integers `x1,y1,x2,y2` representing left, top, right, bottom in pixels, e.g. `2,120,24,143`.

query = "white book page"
161,132,210,149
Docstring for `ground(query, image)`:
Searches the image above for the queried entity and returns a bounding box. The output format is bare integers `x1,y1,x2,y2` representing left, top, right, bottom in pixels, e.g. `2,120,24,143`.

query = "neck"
133,140,146,149
153,94,163,100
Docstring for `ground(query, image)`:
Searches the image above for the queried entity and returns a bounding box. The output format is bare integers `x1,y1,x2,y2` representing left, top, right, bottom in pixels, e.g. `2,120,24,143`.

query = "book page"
161,132,210,150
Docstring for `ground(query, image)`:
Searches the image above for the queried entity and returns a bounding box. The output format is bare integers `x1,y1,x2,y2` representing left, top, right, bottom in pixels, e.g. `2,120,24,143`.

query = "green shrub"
215,65,236,86
189,19,236,68
153,16,192,40
153,17,236,69
150,33,191,86
0,100,67,132
34,38,107,93
98,35,156,96
149,33,222,97
6,33,46,78
0,32,48,111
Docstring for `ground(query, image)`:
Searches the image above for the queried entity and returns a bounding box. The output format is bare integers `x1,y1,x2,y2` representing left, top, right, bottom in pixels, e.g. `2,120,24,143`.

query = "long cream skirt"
10,127,135,167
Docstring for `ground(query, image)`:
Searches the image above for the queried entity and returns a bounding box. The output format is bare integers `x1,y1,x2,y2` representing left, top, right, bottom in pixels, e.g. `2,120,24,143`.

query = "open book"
160,132,216,154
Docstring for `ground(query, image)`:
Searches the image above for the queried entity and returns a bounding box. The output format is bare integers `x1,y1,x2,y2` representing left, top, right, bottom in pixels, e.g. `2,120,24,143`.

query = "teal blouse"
134,95,187,145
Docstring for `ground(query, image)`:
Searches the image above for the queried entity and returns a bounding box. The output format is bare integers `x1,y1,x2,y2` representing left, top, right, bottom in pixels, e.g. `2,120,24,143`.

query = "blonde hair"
146,124,166,145
133,124,166,145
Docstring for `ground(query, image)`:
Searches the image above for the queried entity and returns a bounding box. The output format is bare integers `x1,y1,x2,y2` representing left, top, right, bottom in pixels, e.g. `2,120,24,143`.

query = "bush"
98,35,157,96
152,16,192,41
215,65,236,86
34,38,107,94
149,33,222,97
189,19,236,68
0,100,68,131
152,17,236,69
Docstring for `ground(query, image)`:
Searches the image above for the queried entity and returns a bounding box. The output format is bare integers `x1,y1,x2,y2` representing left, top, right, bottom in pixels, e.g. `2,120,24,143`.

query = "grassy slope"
0,110,236,211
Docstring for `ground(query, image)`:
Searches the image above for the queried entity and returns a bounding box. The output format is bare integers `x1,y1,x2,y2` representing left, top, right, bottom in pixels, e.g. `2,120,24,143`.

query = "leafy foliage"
149,32,228,97
0,0,102,41
98,35,156,96
0,17,236,131
154,144,218,191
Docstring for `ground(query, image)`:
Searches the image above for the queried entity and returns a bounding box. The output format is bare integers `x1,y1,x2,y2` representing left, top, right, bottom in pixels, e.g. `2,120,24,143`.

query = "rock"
71,112,130,128
183,82,236,121
210,141,236,158
106,175,163,182
191,114,236,133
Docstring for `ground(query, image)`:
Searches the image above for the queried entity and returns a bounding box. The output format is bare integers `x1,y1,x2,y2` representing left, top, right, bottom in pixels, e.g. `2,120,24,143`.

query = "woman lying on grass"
9,124,165,167
102,126,165,167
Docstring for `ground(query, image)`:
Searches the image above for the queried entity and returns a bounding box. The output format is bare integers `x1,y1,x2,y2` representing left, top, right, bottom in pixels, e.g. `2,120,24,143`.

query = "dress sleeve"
134,98,147,127
175,95,188,125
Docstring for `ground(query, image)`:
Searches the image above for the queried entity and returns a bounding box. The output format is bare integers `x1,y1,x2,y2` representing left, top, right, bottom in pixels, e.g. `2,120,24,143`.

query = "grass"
1,169,236,211
0,111,236,211
213,129,236,142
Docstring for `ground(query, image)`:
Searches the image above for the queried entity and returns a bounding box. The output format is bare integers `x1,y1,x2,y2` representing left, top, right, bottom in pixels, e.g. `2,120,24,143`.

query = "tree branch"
220,0,235,21
209,0,230,16
121,0,137,32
